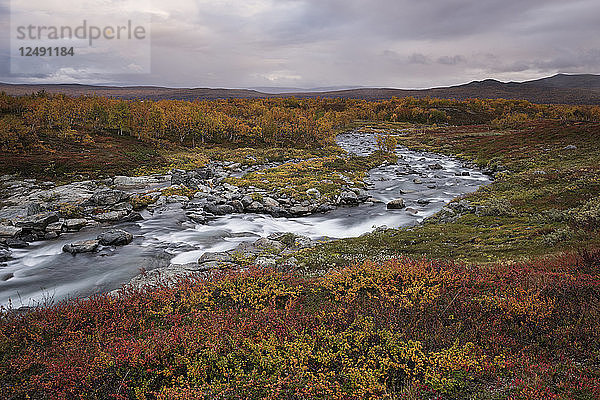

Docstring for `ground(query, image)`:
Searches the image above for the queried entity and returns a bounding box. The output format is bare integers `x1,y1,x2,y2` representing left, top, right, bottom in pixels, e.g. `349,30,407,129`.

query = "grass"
226,151,396,201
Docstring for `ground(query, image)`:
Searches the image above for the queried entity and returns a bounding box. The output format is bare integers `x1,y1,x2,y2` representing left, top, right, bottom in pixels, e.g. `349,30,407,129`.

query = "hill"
1,73,600,104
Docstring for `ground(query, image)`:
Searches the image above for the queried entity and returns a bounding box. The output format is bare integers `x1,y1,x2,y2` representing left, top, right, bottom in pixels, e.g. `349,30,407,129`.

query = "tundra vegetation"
1,93,599,399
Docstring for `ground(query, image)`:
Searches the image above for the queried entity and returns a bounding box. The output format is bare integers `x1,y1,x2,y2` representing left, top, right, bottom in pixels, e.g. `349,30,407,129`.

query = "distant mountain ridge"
1,74,600,105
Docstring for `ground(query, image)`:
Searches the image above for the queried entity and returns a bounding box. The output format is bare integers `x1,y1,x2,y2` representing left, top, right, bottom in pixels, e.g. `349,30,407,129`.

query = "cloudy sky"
1,0,599,89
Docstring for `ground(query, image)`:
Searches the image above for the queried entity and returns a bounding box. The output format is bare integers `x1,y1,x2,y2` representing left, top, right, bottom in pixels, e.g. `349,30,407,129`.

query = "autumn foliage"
1,254,599,399
2,92,600,153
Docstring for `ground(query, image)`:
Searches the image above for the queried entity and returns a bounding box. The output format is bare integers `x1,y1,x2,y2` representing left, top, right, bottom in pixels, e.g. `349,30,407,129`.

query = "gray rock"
405,207,419,215
120,212,144,222
45,221,65,232
306,188,321,199
338,191,358,205
93,210,129,223
198,252,232,264
97,229,133,246
254,238,285,251
167,195,189,204
89,189,129,206
0,225,22,238
6,238,29,248
428,163,443,170
0,248,11,262
44,232,59,240
255,257,277,269
241,195,254,208
386,198,405,210
14,212,59,230
563,144,577,150
64,218,88,231
229,200,244,213
63,240,100,254
290,205,310,216
26,203,46,216
247,201,264,212
263,197,280,208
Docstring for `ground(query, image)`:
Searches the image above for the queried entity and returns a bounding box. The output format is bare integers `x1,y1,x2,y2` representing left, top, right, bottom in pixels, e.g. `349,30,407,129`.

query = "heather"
1,253,599,399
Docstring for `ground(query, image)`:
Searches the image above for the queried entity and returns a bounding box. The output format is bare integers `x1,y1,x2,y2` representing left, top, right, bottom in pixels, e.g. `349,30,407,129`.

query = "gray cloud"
0,0,599,88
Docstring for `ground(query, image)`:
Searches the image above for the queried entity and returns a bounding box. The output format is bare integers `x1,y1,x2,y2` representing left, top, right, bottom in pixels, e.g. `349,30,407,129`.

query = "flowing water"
0,132,491,307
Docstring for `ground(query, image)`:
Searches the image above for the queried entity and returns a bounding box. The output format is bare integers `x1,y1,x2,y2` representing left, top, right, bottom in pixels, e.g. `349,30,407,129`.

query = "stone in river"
386,198,405,210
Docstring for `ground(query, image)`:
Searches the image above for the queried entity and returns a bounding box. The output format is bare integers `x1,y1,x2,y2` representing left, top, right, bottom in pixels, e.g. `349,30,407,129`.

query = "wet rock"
167,195,189,204
171,167,213,189
563,144,577,150
413,179,423,184
64,218,88,232
0,225,22,238
186,212,206,224
14,212,59,231
290,205,310,216
89,189,129,206
338,191,358,205
44,232,59,240
386,198,405,210
97,229,133,246
241,195,254,208
120,212,144,222
229,200,244,213
63,240,100,254
247,201,264,212
405,207,419,215
204,203,234,215
428,163,443,170
0,247,12,262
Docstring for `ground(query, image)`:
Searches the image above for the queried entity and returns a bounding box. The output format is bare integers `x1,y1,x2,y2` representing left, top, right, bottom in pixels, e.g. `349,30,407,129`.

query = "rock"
44,232,59,240
461,171,471,176
254,238,285,251
0,225,22,238
89,189,129,206
316,203,336,213
63,240,100,254
186,212,206,224
386,198,405,210
15,212,59,231
338,191,358,205
6,239,29,248
241,195,254,208
229,200,244,213
93,210,129,223
64,218,88,231
563,145,577,150
290,205,310,216
120,212,144,222
428,163,443,170
416,199,430,205
171,168,213,188
263,197,280,208
45,221,65,233
306,188,321,199
204,203,234,215
0,248,11,262
247,201,264,212
198,252,232,264
405,207,419,215
26,203,46,216
255,257,277,269
413,179,423,184
97,229,133,246
427,184,436,189
167,195,189,204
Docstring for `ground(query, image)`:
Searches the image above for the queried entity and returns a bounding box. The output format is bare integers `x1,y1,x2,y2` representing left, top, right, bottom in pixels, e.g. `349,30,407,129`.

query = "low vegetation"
1,254,599,399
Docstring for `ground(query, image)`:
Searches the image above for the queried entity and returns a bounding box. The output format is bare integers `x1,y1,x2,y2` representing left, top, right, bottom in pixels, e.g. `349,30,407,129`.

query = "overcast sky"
1,0,599,88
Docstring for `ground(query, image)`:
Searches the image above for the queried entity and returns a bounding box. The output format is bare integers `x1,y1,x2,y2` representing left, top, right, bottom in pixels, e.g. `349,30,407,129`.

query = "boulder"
386,198,405,210
45,221,65,233
428,163,443,170
0,248,11,262
97,230,134,246
263,197,280,208
63,240,100,254
26,203,46,216
0,225,22,238
64,218,88,231
14,212,59,230
89,189,129,206
338,191,358,205
93,210,129,223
